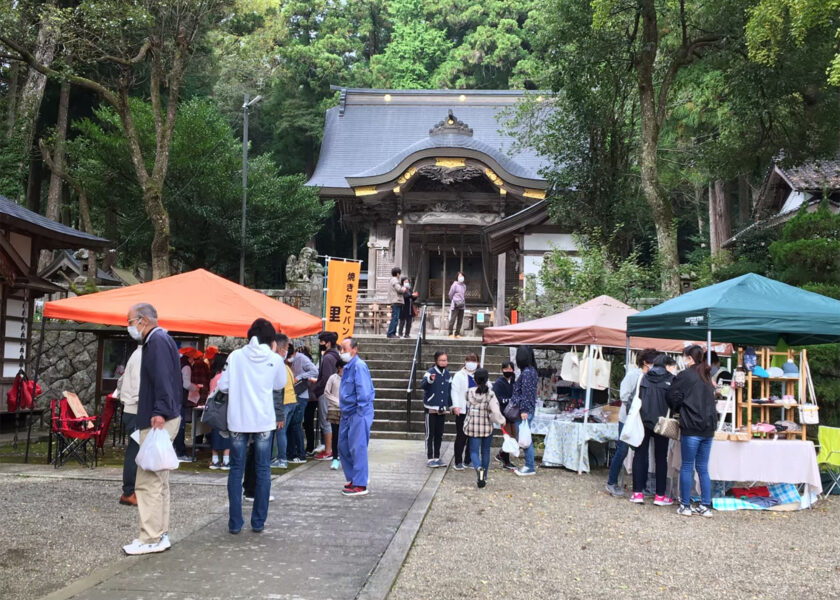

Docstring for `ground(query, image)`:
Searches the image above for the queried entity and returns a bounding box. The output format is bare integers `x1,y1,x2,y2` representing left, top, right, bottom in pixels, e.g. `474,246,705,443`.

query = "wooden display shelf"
734,347,808,441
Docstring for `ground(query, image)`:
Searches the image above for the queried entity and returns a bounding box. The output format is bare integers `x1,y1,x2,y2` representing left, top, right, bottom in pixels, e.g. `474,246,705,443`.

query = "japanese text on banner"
324,260,361,339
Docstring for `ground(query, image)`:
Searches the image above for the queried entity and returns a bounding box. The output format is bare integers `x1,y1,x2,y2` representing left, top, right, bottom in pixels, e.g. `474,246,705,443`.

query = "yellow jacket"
283,364,296,405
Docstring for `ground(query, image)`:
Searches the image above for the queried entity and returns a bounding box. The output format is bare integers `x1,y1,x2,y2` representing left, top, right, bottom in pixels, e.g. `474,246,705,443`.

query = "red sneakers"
314,451,334,461
342,485,368,496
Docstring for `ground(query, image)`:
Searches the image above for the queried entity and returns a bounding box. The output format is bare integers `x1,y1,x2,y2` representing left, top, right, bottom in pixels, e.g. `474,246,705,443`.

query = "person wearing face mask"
269,334,297,470
398,276,419,339
313,331,340,461
337,338,376,496
450,353,479,470
122,303,182,556
421,350,452,467
493,361,517,470
447,272,467,339
512,345,539,477
386,267,406,339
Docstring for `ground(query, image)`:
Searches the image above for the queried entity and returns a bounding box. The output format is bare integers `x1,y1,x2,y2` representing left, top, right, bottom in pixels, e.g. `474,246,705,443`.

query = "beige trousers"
135,417,181,544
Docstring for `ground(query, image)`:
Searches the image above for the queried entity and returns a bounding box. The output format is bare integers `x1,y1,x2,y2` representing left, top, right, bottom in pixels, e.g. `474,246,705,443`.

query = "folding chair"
50,393,103,468
817,426,840,497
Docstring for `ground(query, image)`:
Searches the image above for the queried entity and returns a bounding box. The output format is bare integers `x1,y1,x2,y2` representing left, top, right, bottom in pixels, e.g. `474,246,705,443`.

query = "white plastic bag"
620,373,645,448
136,428,179,472
502,433,520,457
518,420,533,449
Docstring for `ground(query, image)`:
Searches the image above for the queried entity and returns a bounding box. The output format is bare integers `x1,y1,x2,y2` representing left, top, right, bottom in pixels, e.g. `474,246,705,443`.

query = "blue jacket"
339,355,375,412
137,327,182,429
420,366,451,411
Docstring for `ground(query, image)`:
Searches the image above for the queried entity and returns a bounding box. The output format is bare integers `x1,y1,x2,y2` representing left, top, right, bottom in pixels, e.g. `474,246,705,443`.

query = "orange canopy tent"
43,269,323,338
482,295,731,353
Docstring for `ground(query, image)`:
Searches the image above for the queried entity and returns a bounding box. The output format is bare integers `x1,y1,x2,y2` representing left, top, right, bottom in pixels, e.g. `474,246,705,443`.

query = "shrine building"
307,87,575,330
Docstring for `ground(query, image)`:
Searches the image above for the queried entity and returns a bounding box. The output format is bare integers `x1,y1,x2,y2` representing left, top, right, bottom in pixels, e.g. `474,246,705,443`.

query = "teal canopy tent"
627,274,840,346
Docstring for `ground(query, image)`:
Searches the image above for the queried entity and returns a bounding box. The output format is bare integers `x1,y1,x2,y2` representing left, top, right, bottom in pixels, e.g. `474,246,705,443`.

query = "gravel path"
390,464,840,600
0,467,228,600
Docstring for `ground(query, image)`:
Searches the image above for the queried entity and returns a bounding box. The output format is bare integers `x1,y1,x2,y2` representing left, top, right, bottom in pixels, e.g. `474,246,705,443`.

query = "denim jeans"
387,304,401,337
680,435,713,506
228,431,272,532
122,413,139,496
211,428,231,451
469,435,493,473
273,403,297,461
287,399,306,460
607,421,629,486
519,413,535,471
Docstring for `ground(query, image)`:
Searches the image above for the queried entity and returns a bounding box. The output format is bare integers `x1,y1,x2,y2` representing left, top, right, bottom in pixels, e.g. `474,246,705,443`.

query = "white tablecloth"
542,421,619,472
530,414,562,435
708,440,823,496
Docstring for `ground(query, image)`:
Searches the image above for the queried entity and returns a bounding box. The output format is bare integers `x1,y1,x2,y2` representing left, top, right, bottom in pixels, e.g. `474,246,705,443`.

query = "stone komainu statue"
285,247,323,283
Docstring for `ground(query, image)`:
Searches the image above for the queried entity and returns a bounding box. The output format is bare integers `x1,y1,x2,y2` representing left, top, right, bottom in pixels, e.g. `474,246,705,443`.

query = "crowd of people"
606,345,720,517
421,344,539,486
116,303,376,555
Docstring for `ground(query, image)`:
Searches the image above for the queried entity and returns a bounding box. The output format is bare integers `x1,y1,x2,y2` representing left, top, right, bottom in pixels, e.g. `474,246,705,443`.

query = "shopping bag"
502,433,520,457
579,346,611,391
560,350,580,383
201,390,229,432
620,374,644,448
518,420,532,448
135,428,179,472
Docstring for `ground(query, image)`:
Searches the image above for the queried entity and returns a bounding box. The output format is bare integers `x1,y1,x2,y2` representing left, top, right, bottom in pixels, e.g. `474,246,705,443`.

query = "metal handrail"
405,305,427,433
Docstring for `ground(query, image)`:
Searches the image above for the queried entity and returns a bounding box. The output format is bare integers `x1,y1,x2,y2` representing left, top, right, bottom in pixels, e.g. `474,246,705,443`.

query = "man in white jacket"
115,345,142,506
218,318,286,534
450,353,479,470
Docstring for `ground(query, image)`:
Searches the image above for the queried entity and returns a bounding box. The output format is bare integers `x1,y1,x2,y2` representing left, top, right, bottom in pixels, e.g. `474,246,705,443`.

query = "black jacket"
639,366,674,430
137,327,182,429
313,348,340,398
492,375,514,409
667,368,717,437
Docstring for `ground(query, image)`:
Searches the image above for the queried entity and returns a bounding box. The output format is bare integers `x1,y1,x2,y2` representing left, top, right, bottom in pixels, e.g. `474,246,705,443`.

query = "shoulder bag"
201,389,229,432
654,409,681,440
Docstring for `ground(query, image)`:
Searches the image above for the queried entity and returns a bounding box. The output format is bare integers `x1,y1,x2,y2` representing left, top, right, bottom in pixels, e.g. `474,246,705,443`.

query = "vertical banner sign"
324,259,362,339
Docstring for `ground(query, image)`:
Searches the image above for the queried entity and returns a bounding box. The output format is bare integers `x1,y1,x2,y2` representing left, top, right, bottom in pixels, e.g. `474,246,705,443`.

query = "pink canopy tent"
482,295,731,353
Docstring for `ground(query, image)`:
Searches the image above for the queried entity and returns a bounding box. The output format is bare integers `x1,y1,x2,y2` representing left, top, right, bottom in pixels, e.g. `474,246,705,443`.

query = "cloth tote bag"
579,346,611,391
560,349,580,384
620,374,644,448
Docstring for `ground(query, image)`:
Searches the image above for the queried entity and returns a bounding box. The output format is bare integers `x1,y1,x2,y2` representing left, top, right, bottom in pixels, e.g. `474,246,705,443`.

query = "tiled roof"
307,88,552,191
0,194,109,248
780,158,840,191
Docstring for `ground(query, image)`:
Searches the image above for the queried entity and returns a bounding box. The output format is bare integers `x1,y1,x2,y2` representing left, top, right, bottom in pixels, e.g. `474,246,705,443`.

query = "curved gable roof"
306,88,551,193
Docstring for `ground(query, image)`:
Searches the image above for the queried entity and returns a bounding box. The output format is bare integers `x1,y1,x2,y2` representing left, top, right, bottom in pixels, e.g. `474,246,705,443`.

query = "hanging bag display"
798,357,819,425
654,409,681,440
560,348,580,383
6,370,41,412
620,373,645,448
579,345,611,390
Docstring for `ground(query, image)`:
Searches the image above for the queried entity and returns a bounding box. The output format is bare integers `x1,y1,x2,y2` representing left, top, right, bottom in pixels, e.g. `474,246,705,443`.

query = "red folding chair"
50,394,103,468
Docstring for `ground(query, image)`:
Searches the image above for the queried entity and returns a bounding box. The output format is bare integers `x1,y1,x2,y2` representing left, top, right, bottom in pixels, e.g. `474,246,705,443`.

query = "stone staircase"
354,335,512,440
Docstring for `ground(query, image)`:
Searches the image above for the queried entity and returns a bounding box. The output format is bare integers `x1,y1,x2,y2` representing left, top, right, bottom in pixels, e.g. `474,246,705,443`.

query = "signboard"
324,259,361,340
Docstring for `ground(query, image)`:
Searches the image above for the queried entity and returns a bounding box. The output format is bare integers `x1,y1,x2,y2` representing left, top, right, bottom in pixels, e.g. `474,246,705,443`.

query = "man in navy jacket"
123,303,182,556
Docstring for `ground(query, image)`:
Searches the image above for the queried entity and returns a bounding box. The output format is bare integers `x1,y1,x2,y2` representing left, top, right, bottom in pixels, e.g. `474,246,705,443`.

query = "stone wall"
28,325,99,412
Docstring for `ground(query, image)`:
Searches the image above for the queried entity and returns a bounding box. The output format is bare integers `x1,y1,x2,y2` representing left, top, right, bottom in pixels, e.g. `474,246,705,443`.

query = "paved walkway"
43,439,450,600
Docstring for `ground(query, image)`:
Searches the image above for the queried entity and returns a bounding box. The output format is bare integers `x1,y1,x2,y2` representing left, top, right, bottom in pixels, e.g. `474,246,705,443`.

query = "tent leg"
578,345,595,474
625,335,631,368
480,346,486,368
706,330,712,365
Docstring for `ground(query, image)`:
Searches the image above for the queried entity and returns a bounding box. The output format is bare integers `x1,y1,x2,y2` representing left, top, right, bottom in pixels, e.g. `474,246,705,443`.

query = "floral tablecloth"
542,421,619,472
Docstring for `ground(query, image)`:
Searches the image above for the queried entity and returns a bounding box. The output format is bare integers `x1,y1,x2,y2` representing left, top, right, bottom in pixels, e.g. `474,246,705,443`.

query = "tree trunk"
709,179,731,256
39,68,72,270
694,181,704,235
144,184,171,279
636,0,680,296
738,173,751,225
13,19,57,203
4,61,20,139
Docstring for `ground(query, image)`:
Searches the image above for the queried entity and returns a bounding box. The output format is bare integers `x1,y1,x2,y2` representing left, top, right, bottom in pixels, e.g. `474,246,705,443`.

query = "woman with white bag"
511,346,539,477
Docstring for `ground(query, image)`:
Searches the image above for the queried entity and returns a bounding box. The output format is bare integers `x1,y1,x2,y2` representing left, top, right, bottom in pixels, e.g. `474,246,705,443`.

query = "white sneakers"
123,533,170,555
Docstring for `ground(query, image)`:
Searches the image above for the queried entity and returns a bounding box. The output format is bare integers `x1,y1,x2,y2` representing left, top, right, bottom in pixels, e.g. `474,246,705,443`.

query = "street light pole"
240,93,262,285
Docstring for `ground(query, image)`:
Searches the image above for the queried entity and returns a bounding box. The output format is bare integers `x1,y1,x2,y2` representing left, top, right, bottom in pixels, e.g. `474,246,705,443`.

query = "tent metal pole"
33,316,48,465
706,329,712,365
578,345,595,474
625,335,631,367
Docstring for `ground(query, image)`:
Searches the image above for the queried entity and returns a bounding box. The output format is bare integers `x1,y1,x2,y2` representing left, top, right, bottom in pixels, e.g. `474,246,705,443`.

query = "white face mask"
458,276,465,283
339,352,353,363
465,361,477,372
404,282,411,289
127,325,142,341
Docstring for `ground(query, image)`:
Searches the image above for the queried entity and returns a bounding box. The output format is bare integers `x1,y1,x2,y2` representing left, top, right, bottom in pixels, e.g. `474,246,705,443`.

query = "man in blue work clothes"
338,337,375,496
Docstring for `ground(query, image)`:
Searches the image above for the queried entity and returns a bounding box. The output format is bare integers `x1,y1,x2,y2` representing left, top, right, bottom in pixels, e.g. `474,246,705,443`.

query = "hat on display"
767,366,785,378
782,359,799,377
752,366,770,378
